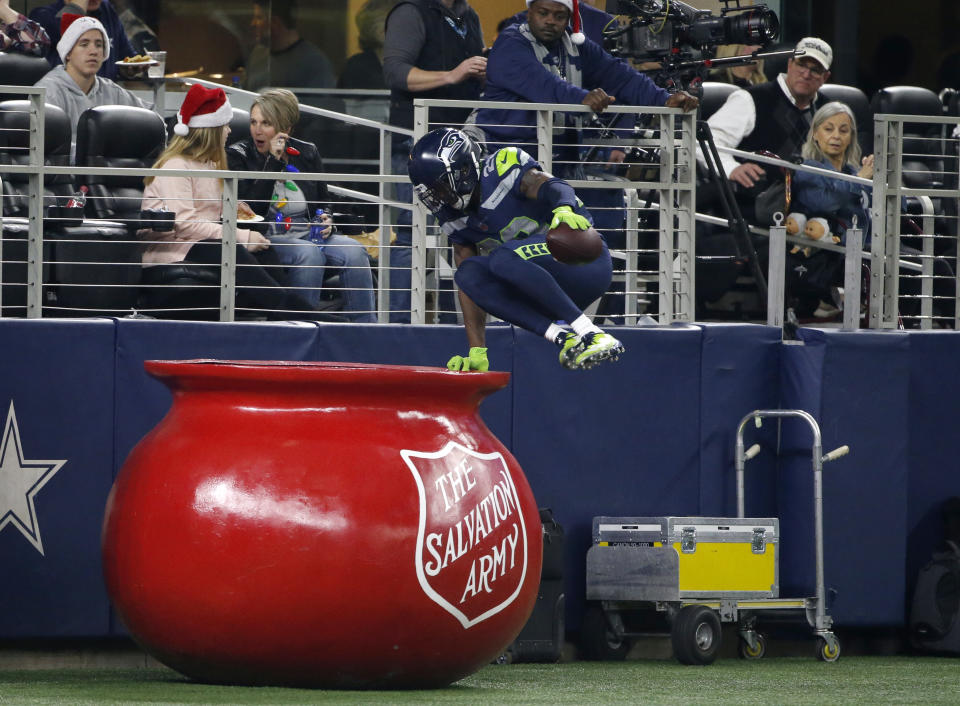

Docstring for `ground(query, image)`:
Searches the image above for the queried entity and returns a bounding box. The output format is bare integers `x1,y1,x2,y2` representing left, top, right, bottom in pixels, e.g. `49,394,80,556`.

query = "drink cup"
147,50,166,78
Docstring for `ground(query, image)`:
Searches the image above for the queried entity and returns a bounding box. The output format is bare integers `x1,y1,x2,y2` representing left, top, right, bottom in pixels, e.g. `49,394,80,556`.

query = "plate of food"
237,213,264,223
117,55,159,67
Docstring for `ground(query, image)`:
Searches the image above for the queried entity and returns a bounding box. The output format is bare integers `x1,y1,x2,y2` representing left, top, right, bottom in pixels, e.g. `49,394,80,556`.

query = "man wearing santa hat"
473,0,697,169
34,13,146,161
30,0,135,79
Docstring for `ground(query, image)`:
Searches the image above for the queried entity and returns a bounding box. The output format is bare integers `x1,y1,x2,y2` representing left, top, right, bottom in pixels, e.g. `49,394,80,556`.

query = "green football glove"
447,346,489,372
550,205,590,231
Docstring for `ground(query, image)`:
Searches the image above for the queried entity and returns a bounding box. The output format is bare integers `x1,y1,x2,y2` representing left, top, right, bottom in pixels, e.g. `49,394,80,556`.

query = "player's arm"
453,242,487,349
519,169,591,230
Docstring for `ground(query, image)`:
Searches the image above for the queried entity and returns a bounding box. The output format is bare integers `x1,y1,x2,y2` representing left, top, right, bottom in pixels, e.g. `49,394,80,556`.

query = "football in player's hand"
546,223,603,265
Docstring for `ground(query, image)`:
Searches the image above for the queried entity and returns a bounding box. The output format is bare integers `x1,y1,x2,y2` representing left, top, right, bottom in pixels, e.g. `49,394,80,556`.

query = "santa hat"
57,13,110,63
173,85,233,137
526,0,584,45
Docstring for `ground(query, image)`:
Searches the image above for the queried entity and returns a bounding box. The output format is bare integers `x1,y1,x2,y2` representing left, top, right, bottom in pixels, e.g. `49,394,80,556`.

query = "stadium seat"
0,53,53,93
818,83,873,156
0,101,75,315
870,86,945,187
227,107,251,146
76,105,166,224
698,82,739,120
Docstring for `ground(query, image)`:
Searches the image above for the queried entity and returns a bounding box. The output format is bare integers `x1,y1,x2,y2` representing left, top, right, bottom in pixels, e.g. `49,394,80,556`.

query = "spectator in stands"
29,0,134,79
408,127,623,371
502,0,615,43
787,101,872,317
792,101,954,323
0,0,51,56
243,0,335,92
473,0,697,164
34,14,146,161
139,84,321,319
227,89,376,322
383,0,485,322
338,0,392,90
698,37,831,194
711,44,766,88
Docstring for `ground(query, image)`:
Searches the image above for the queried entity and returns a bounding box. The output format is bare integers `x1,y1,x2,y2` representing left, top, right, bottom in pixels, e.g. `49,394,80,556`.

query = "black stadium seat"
0,53,53,94
76,105,166,225
45,105,164,315
0,101,73,315
870,86,953,250
870,86,945,187
818,84,873,156
228,107,251,146
698,82,739,121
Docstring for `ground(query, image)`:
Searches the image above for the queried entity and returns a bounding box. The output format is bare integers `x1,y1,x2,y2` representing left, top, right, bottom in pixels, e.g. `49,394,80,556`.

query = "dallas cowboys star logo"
0,401,66,555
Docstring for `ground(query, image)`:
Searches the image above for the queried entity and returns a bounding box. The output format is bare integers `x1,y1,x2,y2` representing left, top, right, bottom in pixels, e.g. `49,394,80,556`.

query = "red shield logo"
401,441,529,628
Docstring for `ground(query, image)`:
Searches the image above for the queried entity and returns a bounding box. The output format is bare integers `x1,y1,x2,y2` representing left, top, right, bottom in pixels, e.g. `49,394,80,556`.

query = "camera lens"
725,8,780,45
685,8,779,48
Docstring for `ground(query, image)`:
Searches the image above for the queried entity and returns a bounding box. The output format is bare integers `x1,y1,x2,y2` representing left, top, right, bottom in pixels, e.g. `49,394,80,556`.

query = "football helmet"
407,128,483,212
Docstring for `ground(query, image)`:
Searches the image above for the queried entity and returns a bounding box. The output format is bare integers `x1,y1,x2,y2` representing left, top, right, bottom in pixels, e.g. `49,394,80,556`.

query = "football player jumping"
407,127,624,372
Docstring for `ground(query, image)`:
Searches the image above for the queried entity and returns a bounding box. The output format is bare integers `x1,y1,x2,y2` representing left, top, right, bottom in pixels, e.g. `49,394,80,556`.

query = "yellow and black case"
587,516,779,601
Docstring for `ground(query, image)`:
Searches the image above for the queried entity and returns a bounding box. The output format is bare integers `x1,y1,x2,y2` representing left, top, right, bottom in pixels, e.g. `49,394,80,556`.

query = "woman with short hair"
227,88,376,322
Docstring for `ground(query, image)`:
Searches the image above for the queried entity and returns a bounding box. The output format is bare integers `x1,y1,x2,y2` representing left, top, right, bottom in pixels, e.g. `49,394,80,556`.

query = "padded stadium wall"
0,319,957,638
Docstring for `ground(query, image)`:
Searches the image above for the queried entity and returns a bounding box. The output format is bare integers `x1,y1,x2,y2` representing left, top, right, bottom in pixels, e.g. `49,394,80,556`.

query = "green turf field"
1,657,959,705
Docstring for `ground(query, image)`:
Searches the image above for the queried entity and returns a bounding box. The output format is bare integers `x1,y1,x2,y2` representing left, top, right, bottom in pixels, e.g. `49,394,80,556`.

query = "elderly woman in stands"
783,101,875,317
227,88,376,322
0,0,50,55
138,84,321,318
791,101,953,323
33,14,144,160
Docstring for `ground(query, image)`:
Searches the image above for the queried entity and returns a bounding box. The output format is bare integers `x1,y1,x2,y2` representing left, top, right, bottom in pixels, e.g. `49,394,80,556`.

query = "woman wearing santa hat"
33,13,145,161
138,84,324,319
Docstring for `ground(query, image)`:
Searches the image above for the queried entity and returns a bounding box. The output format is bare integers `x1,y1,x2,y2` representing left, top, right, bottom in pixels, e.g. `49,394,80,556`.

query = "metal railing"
3,84,956,328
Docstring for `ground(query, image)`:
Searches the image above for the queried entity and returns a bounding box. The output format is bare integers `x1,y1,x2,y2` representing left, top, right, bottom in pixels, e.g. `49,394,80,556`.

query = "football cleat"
557,332,580,369
564,332,625,369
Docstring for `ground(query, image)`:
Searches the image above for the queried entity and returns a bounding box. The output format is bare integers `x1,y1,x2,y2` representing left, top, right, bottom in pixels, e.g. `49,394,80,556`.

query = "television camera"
602,0,793,94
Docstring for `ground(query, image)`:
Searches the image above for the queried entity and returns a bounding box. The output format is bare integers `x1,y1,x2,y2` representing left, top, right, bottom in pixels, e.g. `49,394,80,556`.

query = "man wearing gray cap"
700,37,833,190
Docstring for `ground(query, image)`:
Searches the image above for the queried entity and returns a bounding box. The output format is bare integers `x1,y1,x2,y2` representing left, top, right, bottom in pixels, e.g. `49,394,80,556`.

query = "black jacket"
226,136,331,219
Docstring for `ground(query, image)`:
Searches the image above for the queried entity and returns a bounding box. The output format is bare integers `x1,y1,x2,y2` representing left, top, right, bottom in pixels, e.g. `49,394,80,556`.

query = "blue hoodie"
475,23,669,151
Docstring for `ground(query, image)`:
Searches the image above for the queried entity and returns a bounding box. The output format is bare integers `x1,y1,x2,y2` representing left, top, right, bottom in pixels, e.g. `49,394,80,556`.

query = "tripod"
695,119,768,301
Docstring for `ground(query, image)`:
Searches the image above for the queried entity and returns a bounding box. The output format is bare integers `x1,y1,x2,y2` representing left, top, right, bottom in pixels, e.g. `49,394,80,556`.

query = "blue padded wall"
510,325,704,630
906,332,960,602
0,319,116,636
697,323,782,518
5,318,960,639
780,329,910,626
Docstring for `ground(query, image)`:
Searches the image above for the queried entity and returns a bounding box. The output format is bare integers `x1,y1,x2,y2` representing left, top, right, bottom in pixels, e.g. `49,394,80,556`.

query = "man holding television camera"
475,0,697,161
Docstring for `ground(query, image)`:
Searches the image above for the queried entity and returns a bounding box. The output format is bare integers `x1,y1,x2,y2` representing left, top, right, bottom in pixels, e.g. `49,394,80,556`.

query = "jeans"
320,234,376,323
268,236,326,309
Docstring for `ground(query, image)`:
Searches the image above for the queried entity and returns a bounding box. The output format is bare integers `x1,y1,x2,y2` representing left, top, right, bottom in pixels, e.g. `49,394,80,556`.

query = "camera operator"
473,0,697,170
697,37,833,200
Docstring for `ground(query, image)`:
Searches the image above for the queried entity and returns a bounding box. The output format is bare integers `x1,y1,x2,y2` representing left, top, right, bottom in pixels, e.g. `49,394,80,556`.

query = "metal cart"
583,409,848,664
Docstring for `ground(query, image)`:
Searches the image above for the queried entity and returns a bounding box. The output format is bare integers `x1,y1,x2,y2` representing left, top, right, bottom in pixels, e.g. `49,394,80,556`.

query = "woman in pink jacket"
139,84,319,317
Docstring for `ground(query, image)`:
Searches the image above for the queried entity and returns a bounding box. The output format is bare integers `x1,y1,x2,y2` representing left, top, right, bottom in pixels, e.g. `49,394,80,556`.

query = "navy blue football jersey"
434,146,592,253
